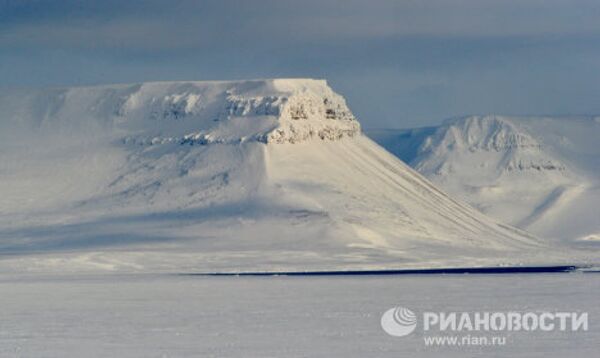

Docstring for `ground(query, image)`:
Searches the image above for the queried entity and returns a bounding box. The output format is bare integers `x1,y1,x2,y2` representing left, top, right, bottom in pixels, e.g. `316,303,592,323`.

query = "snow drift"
0,81,587,272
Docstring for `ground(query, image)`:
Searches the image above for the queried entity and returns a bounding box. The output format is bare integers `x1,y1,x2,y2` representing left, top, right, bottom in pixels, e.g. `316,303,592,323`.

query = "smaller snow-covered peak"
367,115,600,242
432,115,540,153
415,115,568,177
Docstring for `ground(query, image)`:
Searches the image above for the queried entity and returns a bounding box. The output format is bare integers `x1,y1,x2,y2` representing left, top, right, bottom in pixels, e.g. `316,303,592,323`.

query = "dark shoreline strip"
180,265,583,276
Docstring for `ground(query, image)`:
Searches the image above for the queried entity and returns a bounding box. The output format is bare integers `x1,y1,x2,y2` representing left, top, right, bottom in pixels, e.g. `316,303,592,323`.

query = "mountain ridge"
0,83,590,273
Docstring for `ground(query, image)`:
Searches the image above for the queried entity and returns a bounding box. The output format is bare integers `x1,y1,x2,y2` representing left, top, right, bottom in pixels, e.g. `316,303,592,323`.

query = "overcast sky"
2,0,600,128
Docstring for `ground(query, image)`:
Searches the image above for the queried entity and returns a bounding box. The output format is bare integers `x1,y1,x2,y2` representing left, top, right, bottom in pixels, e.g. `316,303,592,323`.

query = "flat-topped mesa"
0,78,361,145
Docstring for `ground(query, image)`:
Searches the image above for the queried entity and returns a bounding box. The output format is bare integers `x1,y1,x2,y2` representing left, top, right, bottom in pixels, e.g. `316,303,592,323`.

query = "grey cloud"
4,0,600,50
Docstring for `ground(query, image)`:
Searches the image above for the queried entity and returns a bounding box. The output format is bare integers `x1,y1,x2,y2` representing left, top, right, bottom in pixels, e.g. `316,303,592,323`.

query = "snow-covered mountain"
0,83,589,273
367,115,600,244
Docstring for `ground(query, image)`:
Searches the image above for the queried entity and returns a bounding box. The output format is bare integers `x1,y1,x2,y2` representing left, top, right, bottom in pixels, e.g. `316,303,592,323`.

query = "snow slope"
367,115,600,243
0,83,590,273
